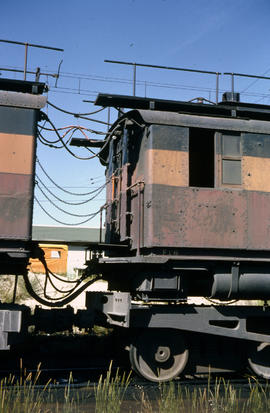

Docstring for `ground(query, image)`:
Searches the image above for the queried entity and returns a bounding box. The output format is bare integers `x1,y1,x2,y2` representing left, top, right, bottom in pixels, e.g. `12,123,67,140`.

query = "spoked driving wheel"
129,329,189,382
248,342,270,379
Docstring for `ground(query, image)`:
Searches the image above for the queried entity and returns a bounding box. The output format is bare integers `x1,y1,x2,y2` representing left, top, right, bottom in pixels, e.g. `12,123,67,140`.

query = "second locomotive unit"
86,92,270,381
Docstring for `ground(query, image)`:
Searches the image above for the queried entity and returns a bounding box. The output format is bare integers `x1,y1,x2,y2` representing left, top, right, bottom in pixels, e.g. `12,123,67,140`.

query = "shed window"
51,251,61,259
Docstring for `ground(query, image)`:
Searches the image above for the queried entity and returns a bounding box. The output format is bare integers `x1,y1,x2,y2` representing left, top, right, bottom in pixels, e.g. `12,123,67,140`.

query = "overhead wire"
4,63,270,103
241,67,270,93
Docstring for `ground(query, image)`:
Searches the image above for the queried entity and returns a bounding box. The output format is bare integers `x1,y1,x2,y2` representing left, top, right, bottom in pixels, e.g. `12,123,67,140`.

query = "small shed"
31,226,103,276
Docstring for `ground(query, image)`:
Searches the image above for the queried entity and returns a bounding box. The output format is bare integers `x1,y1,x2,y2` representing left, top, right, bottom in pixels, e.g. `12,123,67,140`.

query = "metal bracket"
228,263,240,298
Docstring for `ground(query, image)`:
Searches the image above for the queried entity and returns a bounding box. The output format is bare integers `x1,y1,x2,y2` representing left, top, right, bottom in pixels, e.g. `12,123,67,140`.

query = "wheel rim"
248,342,270,379
129,329,189,382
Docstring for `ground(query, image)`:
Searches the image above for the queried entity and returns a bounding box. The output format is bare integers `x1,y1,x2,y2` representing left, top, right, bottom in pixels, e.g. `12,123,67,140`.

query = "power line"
240,67,270,93
4,64,270,102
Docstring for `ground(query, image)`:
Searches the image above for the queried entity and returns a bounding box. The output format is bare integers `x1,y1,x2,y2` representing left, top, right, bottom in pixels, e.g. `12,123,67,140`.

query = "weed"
94,361,131,413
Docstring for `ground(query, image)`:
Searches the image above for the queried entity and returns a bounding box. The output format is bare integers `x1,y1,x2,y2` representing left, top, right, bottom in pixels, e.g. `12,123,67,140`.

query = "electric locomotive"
86,92,270,381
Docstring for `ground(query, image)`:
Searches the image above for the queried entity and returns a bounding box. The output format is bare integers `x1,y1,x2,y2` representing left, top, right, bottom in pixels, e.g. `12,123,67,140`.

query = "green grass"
94,361,131,413
0,363,270,413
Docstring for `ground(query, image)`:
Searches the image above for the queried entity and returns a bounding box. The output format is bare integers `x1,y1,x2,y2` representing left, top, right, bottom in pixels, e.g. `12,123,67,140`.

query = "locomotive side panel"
144,186,248,249
136,124,270,252
127,124,189,250
0,107,37,240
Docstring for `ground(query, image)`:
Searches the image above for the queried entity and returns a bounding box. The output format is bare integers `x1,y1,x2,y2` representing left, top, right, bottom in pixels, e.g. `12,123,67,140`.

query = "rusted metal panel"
182,188,247,249
143,184,270,252
145,149,188,187
143,186,248,250
0,173,33,239
0,104,37,243
247,191,270,250
119,163,129,241
0,106,37,135
243,133,270,158
0,133,35,175
243,156,270,192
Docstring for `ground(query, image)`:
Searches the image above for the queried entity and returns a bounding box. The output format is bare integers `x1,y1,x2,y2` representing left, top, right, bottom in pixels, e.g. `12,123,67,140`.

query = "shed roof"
32,226,104,245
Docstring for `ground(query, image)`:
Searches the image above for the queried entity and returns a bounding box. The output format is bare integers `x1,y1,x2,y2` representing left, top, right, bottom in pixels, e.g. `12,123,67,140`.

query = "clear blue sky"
2,0,270,227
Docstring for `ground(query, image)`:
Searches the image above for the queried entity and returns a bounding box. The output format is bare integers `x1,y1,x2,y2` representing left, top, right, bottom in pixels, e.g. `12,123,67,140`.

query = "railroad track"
0,334,266,392
0,362,265,393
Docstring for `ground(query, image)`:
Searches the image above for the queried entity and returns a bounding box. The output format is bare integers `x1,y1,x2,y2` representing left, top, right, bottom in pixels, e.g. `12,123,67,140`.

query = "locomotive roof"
98,93,270,164
0,77,46,95
0,78,47,109
96,93,270,121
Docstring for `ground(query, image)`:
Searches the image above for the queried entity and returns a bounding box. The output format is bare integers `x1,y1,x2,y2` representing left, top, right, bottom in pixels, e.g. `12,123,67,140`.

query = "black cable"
38,137,62,149
42,114,101,161
37,133,63,149
47,100,106,116
45,273,80,298
43,265,82,285
38,127,63,145
75,114,111,126
38,255,86,299
36,157,106,196
36,174,106,206
35,185,98,218
38,123,106,135
39,124,101,155
34,196,101,226
23,272,102,307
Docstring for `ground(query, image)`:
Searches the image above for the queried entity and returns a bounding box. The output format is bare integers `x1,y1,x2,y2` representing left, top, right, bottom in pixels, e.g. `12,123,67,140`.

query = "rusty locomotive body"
88,93,270,381
2,77,270,381
94,93,270,303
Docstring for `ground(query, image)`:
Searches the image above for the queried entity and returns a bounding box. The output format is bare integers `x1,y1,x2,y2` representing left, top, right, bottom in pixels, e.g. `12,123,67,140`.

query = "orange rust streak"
0,132,34,175
243,156,270,192
111,175,115,199
145,149,188,186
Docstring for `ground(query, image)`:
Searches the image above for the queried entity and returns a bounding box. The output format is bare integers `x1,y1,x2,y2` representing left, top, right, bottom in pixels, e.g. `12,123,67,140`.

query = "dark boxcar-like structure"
0,79,46,275
0,79,46,348
86,93,270,381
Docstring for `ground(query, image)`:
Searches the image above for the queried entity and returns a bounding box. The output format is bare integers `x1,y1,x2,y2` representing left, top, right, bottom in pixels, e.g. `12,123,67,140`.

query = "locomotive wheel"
248,342,270,379
129,329,188,382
